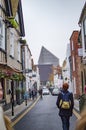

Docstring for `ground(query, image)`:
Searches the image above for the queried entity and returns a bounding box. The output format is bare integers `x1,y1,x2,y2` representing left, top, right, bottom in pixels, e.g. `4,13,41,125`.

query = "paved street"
4,95,80,121
14,95,77,130
0,1,85,130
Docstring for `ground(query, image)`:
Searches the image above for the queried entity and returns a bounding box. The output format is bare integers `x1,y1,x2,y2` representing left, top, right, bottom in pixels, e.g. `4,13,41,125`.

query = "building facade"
0,0,25,110
78,2,86,94
70,31,82,98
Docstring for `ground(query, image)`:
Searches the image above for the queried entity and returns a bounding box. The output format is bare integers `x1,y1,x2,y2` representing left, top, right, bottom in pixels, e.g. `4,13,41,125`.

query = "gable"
38,46,59,66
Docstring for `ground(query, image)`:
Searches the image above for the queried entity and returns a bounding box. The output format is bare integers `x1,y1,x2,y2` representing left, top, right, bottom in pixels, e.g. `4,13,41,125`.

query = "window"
72,56,75,71
17,42,20,61
73,77,76,94
0,18,5,50
83,18,86,50
71,41,74,51
10,31,14,57
22,48,25,70
15,12,19,24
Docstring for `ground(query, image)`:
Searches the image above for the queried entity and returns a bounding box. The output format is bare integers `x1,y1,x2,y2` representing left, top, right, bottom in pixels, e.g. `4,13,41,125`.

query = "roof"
78,2,86,24
38,46,59,66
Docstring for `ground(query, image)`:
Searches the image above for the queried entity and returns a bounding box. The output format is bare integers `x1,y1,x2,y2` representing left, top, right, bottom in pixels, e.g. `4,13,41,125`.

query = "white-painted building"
21,43,32,91
32,66,40,90
62,44,73,92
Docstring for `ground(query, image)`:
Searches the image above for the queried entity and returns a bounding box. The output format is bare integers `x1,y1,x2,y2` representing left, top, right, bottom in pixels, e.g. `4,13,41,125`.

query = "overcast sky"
21,0,86,66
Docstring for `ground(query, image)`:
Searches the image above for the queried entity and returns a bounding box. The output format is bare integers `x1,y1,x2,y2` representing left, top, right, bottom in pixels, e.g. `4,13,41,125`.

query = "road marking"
73,109,81,119
12,97,80,126
12,97,40,126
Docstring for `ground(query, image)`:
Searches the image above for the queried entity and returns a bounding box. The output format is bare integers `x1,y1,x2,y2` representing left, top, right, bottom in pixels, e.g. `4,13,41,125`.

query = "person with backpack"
56,83,74,130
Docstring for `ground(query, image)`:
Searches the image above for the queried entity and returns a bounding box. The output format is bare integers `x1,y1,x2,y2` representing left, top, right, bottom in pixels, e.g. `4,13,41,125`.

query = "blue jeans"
61,116,70,130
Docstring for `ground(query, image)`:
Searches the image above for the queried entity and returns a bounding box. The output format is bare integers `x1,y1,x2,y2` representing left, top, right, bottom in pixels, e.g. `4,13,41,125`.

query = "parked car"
52,88,60,96
42,88,50,95
42,86,47,89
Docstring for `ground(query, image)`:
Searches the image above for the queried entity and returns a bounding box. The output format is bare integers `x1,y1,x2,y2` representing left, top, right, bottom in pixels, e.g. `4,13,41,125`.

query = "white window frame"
72,41,74,51
15,12,19,24
17,42,21,61
72,56,75,71
10,31,14,57
0,17,5,50
73,77,76,94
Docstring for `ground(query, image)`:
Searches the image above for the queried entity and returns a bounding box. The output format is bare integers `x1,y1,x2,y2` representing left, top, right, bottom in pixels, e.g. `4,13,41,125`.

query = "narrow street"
0,1,86,130
14,95,77,130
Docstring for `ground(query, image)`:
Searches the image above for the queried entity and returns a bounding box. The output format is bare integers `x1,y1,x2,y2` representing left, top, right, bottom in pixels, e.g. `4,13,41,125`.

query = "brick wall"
70,31,82,98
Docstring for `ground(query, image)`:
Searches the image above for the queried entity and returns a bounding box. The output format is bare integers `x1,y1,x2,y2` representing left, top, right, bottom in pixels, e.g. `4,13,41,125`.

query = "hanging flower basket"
7,17,19,29
11,73,26,81
11,73,20,80
19,38,26,44
0,71,26,81
0,72,6,78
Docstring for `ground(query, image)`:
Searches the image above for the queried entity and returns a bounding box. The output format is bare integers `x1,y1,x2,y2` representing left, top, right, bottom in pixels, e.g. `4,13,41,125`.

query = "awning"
11,0,19,17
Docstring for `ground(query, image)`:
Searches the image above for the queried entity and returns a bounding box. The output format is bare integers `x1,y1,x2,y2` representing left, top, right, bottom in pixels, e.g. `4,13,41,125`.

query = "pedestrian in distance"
39,88,43,99
34,88,37,99
24,91,28,106
31,88,35,100
56,82,74,130
28,88,32,100
0,81,14,130
75,107,86,130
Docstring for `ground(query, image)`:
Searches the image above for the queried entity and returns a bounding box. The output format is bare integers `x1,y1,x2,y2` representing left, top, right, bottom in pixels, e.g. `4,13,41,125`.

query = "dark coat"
56,90,74,117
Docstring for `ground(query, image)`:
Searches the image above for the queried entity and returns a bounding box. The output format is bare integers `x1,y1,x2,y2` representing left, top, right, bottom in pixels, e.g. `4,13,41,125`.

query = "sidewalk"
4,97,40,121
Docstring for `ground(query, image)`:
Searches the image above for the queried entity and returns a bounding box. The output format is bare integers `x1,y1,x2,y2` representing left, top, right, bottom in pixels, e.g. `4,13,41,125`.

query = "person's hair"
62,83,69,90
75,108,86,130
4,115,14,130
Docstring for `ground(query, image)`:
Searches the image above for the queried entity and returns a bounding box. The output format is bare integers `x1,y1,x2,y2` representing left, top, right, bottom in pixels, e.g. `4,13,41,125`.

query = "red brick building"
70,31,82,98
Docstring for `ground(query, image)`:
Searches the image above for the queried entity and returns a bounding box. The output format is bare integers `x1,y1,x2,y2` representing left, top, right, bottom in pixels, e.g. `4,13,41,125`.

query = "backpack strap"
59,91,71,108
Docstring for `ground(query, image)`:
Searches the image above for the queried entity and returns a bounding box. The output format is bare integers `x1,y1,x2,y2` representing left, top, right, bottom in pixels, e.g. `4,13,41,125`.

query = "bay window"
0,18,5,50
10,31,14,57
17,42,20,62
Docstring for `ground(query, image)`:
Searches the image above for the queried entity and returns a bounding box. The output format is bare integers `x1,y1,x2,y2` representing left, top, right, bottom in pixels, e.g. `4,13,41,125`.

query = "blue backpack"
59,91,71,109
